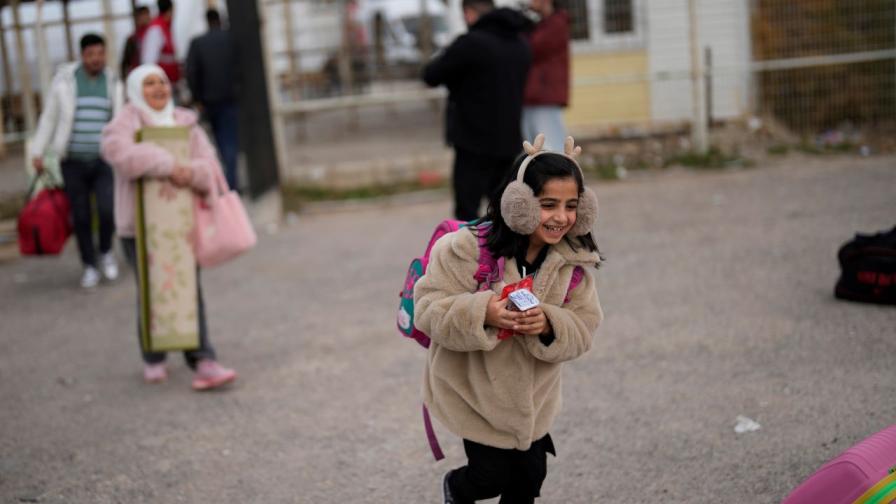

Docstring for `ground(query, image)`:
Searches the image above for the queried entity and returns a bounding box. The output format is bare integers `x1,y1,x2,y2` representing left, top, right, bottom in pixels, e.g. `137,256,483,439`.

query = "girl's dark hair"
480,152,600,260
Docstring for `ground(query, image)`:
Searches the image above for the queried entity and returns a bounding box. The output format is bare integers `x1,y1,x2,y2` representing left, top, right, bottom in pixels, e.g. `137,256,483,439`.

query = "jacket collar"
548,237,600,266
527,239,597,298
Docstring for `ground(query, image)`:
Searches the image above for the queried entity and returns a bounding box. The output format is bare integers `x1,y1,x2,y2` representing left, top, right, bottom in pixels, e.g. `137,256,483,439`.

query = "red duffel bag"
17,175,72,256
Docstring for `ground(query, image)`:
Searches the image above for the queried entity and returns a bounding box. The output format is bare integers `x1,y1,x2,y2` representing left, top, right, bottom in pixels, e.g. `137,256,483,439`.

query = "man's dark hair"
135,5,150,15
206,8,220,25
80,33,105,51
157,0,173,13
462,0,494,11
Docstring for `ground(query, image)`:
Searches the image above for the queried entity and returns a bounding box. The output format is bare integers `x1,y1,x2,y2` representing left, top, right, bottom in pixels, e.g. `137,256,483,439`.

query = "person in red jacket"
522,0,570,152
141,0,181,99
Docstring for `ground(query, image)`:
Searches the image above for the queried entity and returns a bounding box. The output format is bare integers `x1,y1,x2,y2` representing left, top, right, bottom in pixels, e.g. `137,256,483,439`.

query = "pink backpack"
398,220,503,348
781,424,896,504
397,219,584,460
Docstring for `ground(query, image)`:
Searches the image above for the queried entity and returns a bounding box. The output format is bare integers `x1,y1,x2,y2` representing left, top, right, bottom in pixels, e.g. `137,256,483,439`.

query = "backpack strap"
422,404,445,461
473,222,505,290
563,266,585,305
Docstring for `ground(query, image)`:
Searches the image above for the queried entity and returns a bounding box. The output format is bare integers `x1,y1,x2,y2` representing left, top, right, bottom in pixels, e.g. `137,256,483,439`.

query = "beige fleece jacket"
414,227,602,450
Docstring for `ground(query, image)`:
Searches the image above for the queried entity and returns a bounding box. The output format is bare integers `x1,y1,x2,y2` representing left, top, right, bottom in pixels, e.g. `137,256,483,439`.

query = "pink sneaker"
143,363,168,383
191,359,237,391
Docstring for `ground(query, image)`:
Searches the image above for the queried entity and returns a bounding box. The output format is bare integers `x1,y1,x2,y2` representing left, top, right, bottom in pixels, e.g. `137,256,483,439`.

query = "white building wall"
647,0,752,123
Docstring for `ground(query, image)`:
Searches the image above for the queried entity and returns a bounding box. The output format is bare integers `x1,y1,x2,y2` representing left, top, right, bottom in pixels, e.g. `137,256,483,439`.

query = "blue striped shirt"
67,66,111,160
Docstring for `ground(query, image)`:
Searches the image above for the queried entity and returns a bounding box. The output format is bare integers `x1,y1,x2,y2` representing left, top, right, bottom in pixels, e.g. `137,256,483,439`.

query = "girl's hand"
485,295,519,330
170,164,192,187
512,307,551,336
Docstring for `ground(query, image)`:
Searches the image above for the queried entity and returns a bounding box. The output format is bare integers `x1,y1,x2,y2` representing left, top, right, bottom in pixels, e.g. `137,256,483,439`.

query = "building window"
568,0,592,41
604,0,634,34
565,0,643,50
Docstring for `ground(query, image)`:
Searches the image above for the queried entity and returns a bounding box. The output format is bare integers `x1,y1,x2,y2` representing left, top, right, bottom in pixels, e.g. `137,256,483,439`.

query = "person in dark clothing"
185,9,241,191
422,0,531,221
120,6,151,78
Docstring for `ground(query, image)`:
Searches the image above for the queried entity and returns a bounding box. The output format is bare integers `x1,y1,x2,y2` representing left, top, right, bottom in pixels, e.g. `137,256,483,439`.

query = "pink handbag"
193,168,257,268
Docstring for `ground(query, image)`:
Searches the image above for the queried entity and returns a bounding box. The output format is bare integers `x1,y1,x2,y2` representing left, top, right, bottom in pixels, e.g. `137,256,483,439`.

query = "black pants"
449,434,555,504
120,237,215,368
60,157,115,267
453,148,515,221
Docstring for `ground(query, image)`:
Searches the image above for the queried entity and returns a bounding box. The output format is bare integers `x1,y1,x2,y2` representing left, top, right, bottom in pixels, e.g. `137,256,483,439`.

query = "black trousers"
449,434,555,504
60,157,115,267
453,148,515,221
120,237,215,368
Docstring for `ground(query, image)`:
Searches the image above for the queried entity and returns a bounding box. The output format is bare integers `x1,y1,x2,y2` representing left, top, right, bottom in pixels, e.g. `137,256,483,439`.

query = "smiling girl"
414,134,603,503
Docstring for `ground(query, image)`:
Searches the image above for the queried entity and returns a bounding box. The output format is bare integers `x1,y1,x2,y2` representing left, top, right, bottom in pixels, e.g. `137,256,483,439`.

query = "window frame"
570,0,646,54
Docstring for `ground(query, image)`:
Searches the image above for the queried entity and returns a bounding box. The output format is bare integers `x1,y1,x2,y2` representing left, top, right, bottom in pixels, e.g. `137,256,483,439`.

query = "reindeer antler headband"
515,133,585,183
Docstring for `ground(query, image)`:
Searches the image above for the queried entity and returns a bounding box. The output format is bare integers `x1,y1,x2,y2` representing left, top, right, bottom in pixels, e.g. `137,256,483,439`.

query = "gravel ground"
1,154,894,503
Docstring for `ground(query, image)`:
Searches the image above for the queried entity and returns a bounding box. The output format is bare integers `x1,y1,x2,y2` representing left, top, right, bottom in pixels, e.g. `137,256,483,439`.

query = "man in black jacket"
186,9,240,191
423,0,531,221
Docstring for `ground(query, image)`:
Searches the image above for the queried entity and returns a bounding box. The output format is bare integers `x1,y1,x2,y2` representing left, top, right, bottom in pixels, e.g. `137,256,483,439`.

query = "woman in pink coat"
101,64,237,390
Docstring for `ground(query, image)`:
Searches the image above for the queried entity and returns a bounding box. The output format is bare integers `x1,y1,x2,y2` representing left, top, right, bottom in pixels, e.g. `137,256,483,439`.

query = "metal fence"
260,0,450,119
0,0,137,148
751,0,896,135
3,0,896,156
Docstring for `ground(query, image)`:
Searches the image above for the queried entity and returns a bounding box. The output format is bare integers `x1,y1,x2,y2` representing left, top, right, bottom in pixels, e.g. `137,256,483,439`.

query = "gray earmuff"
568,186,599,237
500,180,541,235
500,134,599,237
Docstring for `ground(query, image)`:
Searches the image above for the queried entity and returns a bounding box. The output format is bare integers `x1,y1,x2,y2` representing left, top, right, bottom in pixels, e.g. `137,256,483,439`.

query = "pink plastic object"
781,425,896,504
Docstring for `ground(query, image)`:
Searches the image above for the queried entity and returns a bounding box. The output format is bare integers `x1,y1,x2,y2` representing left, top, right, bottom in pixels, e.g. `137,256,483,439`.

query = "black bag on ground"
834,226,896,305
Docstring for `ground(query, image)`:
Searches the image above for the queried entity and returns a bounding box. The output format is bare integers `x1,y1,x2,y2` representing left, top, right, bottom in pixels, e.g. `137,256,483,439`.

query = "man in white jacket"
31,33,124,288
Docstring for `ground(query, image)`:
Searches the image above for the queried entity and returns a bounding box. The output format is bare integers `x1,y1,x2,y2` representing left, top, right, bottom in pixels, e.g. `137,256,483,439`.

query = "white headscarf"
126,64,176,126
